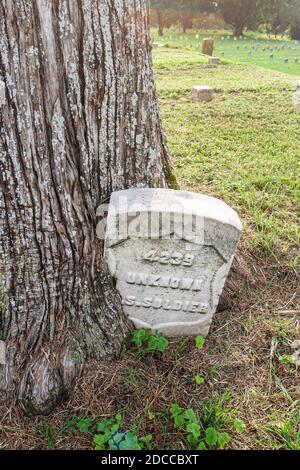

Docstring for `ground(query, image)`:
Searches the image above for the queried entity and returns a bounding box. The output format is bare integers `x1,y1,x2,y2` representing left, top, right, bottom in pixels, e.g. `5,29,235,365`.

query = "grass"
0,30,299,450
152,28,300,76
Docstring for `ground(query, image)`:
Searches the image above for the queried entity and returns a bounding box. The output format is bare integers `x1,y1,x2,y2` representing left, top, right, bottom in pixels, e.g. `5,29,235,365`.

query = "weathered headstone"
202,37,214,56
102,189,242,337
0,341,5,365
192,86,213,103
209,57,221,65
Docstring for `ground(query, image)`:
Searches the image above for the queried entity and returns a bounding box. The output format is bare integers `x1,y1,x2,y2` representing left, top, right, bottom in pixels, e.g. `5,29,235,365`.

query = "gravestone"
102,189,242,337
192,86,213,103
0,341,5,365
209,57,221,65
202,38,214,56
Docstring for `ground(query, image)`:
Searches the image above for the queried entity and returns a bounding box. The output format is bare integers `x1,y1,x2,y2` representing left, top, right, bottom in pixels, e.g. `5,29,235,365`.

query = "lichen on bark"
0,0,176,415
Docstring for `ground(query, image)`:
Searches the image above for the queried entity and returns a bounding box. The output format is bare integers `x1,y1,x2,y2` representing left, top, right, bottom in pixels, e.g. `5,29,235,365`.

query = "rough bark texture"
0,0,174,415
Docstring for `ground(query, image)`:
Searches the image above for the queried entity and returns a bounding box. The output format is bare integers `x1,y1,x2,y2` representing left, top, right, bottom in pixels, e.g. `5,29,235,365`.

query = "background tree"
151,0,170,35
151,0,217,35
257,0,300,39
257,0,284,34
176,0,216,33
218,0,262,36
276,0,300,39
157,8,164,35
151,0,169,35
0,0,176,415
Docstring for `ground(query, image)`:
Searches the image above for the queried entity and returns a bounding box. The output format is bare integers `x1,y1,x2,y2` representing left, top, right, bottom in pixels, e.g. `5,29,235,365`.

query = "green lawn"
152,29,300,77
153,45,300,259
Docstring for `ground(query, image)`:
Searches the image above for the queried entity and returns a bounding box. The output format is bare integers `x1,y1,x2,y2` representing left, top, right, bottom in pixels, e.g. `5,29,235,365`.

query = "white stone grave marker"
102,189,242,337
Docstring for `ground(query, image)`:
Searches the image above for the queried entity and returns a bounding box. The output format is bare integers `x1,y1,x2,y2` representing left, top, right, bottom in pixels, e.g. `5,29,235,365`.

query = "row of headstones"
221,36,299,44
234,45,298,50
162,34,299,46
220,49,300,62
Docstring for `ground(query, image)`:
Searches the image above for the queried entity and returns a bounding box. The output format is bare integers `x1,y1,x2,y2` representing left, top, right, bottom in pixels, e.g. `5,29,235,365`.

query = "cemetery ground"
0,34,299,451
152,29,300,77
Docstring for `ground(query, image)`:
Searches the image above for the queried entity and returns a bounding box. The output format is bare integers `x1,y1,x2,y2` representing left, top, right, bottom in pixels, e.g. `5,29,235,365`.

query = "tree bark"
0,0,175,415
233,23,245,37
157,9,164,36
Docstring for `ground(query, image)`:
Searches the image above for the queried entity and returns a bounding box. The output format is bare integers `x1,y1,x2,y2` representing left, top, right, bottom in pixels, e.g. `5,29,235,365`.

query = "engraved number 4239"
142,249,194,267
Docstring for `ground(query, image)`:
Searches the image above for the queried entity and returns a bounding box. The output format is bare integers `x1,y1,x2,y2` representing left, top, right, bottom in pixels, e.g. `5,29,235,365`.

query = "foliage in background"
151,0,220,34
218,0,263,37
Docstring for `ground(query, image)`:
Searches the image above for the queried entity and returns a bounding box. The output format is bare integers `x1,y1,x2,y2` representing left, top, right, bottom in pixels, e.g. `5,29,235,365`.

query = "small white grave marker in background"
102,189,242,337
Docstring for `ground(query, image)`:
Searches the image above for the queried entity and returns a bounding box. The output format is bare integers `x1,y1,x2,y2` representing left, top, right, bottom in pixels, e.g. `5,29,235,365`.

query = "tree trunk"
157,9,164,36
0,0,175,415
291,25,300,40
